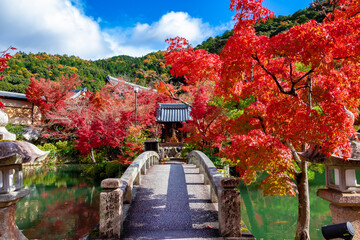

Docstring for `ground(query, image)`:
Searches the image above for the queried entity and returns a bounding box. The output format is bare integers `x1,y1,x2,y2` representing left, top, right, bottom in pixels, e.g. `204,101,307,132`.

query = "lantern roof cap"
299,139,360,167
0,141,49,166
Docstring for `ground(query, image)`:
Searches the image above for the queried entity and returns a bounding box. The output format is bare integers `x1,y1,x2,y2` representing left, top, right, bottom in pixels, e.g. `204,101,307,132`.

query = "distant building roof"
0,91,27,100
105,75,155,92
70,87,87,99
156,103,191,122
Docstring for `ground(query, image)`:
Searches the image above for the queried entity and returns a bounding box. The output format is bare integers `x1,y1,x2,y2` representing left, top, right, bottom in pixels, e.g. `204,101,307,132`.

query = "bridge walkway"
121,160,222,239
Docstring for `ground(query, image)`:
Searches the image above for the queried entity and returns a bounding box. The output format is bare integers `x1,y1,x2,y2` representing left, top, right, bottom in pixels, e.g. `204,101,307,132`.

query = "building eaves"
156,103,191,122
0,90,27,100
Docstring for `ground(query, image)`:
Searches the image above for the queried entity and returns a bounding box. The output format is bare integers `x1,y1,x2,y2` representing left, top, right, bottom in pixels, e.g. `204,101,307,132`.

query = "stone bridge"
98,150,255,239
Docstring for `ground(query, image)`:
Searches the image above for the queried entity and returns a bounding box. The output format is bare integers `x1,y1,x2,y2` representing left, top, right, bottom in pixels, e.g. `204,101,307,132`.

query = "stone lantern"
300,137,360,239
0,109,49,239
0,159,30,240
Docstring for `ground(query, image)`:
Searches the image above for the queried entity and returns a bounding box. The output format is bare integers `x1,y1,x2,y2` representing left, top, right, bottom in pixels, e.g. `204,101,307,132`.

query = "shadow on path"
121,163,220,239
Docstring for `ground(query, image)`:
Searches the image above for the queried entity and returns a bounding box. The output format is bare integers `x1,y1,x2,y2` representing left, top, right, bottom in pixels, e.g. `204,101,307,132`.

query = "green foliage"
293,161,325,181
37,140,81,163
213,96,255,119
295,62,312,72
105,160,125,178
181,143,196,159
1,51,169,93
80,149,109,164
37,143,58,161
84,160,125,181
195,30,234,55
5,123,25,140
205,149,225,169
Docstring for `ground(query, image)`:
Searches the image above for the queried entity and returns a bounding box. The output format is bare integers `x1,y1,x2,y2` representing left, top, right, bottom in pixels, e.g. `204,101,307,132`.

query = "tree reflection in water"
239,172,332,240
15,165,100,240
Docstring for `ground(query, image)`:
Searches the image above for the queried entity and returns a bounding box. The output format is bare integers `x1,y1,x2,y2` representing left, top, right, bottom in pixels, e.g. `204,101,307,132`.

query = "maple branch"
286,140,302,168
290,63,294,83
350,10,360,19
257,116,267,135
252,54,288,95
252,54,298,97
160,80,192,107
204,114,221,135
295,85,310,91
334,55,353,60
293,69,314,85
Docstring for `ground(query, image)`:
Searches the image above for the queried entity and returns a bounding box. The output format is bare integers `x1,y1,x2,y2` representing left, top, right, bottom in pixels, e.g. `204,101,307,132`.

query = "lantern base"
0,188,30,208
317,188,360,207
329,203,360,240
0,188,30,240
0,203,28,240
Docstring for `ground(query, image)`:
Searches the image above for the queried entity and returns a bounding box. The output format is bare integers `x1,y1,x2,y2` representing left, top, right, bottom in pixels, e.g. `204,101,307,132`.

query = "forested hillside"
0,51,169,93
1,2,329,93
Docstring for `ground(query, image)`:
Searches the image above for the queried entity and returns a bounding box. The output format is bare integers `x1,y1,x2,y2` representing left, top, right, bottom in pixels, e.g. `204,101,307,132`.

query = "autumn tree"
0,47,16,109
158,37,230,153
165,0,360,239
26,75,170,162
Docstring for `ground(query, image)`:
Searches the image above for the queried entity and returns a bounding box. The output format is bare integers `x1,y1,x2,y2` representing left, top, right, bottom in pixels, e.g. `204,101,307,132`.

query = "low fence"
187,150,245,237
99,151,159,238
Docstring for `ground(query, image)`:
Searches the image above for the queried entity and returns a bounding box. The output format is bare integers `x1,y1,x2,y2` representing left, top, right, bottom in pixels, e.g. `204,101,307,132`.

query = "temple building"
156,103,191,145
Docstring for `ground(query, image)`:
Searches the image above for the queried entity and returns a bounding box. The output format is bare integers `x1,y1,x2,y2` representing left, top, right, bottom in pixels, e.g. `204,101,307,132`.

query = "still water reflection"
14,165,331,240
15,165,100,240
239,172,332,240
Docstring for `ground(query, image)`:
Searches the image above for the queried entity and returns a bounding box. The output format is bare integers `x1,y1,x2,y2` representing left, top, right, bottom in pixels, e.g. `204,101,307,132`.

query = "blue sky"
0,0,312,60
83,0,313,29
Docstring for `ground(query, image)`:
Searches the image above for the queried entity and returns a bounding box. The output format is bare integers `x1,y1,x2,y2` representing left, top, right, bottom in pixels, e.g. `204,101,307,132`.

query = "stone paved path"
121,161,222,240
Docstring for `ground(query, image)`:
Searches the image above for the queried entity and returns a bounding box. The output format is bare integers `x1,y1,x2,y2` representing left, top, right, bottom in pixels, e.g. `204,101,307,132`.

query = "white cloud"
0,1,231,59
131,11,214,47
0,0,111,59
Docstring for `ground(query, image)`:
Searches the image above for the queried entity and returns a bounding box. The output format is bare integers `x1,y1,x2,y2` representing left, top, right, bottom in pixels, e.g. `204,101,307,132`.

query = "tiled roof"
0,91,27,100
70,87,87,99
105,75,155,92
156,103,191,122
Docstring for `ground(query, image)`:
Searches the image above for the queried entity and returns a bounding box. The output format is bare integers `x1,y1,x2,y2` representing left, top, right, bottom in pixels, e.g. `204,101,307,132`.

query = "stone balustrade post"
100,178,124,239
218,177,242,237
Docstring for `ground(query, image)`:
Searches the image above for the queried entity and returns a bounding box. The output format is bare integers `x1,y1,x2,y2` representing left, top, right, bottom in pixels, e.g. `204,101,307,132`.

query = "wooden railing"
99,151,159,238
187,150,243,237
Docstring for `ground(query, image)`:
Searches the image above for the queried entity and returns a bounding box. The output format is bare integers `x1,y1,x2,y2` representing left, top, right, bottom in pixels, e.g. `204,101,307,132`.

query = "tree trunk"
90,148,96,164
295,160,310,240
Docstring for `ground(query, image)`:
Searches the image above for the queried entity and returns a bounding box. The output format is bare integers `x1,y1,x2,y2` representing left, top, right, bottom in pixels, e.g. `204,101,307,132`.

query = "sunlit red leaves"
0,47,16,107
223,129,296,196
27,75,172,156
165,37,222,85
155,81,176,96
0,47,16,73
166,0,360,197
25,74,82,114
181,86,228,150
230,0,274,33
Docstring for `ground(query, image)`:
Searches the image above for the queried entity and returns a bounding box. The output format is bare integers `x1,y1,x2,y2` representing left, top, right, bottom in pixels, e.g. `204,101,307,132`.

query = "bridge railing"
99,151,159,239
187,150,243,237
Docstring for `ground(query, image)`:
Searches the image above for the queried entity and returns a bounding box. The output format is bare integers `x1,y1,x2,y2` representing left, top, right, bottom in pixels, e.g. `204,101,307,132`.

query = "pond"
13,165,331,240
15,165,100,240
240,172,332,240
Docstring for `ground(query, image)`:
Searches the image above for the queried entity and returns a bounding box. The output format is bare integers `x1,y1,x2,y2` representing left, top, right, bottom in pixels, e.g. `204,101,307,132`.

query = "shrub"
5,123,25,140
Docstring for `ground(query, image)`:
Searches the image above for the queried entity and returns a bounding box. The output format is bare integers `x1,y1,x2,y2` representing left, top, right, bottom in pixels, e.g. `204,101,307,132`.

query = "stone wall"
1,98,42,125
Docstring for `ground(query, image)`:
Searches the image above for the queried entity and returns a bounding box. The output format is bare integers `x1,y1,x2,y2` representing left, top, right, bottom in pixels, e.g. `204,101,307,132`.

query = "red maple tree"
26,75,171,161
164,0,360,239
